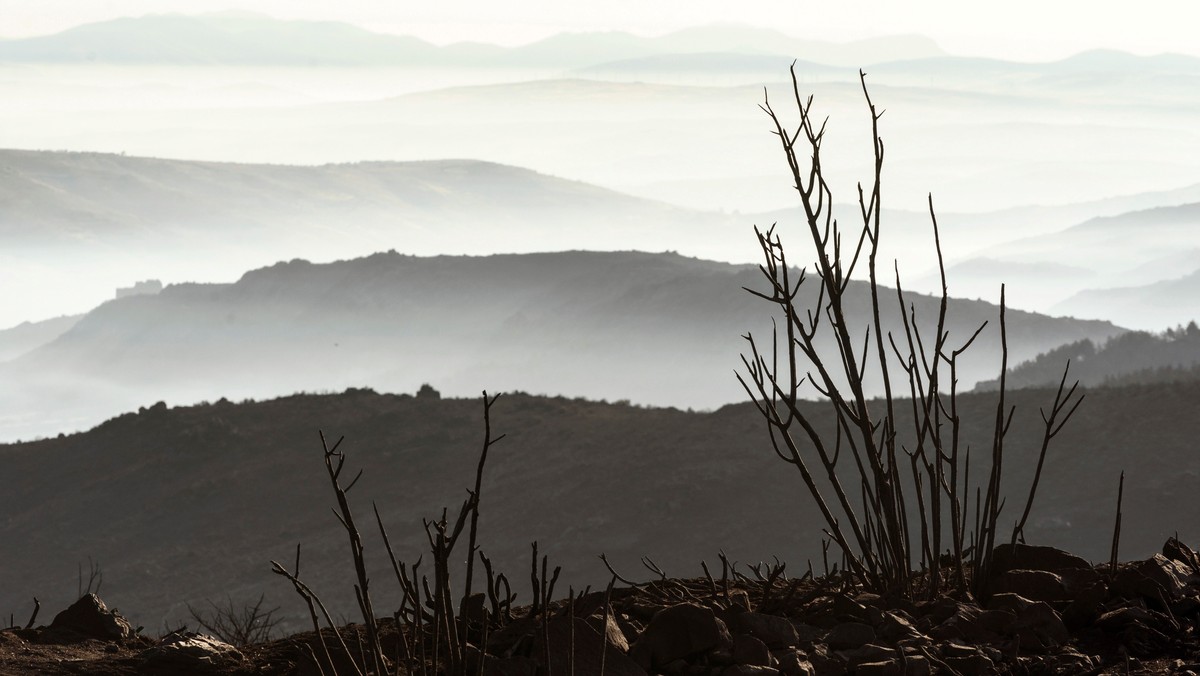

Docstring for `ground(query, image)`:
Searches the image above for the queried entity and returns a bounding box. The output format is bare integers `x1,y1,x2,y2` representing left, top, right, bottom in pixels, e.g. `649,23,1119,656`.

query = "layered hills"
1,382,1195,635
0,249,1121,442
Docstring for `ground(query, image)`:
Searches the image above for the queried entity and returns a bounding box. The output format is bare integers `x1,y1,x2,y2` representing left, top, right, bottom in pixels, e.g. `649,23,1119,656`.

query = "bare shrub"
186,593,282,647
739,66,1082,599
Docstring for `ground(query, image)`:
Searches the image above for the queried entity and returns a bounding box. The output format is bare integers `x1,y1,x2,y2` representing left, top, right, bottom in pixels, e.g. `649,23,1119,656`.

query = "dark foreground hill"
0,382,1195,636
0,250,1121,440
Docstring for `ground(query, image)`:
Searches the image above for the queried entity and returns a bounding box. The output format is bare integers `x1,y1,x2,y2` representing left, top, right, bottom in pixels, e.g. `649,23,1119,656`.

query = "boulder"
732,634,772,666
988,593,1069,652
926,604,1012,643
539,615,648,676
772,650,816,676
1112,555,1198,603
48,594,133,642
876,611,926,644
854,660,899,676
721,666,780,676
990,544,1091,575
944,653,994,676
1164,538,1200,575
728,612,799,648
140,632,242,671
823,622,874,650
629,604,732,671
834,644,895,668
990,569,1070,603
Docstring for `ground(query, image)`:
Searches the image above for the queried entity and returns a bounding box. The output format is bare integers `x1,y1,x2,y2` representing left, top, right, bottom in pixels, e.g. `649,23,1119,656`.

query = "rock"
807,645,845,676
823,623,874,650
1164,538,1200,575
926,604,1011,643
990,544,1092,575
1140,554,1198,598
897,655,931,676
940,643,978,658
773,650,815,676
1120,620,1171,658
729,612,799,649
1035,648,1097,674
943,653,994,676
991,569,1070,603
539,615,648,676
834,644,895,668
48,594,133,642
629,604,733,671
854,660,899,676
464,649,539,676
1095,606,1175,633
721,666,780,676
584,611,633,653
732,634,772,666
876,612,924,644
140,632,242,671
988,593,1068,652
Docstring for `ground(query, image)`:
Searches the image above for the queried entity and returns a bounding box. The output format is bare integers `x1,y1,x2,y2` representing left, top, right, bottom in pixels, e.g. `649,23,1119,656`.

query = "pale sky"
2,0,1199,62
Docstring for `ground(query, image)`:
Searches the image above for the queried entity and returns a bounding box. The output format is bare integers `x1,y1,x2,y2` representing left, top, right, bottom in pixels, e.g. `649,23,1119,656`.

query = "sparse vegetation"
186,594,282,647
738,67,1083,599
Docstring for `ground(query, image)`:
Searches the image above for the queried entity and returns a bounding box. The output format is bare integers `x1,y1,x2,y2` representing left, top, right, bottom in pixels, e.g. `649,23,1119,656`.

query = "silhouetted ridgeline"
0,250,1121,440
974,321,1200,390
0,382,1196,632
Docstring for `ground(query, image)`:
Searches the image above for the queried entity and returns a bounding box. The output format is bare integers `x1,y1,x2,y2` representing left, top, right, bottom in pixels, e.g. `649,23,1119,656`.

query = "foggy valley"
4,5,1200,673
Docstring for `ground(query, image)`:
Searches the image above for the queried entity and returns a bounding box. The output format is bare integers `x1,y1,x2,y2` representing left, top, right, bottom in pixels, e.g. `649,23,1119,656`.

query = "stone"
732,634,772,666
729,612,799,648
1095,606,1168,632
854,660,899,676
943,653,994,676
465,651,538,676
823,623,874,650
140,632,242,671
876,611,925,644
988,593,1068,652
927,604,1011,643
1164,538,1200,575
1139,554,1198,598
990,569,1070,603
897,655,931,676
1121,620,1171,658
584,611,633,653
48,594,133,642
806,645,845,676
721,666,780,676
539,615,648,676
772,650,815,676
834,644,895,668
990,544,1092,575
629,604,732,671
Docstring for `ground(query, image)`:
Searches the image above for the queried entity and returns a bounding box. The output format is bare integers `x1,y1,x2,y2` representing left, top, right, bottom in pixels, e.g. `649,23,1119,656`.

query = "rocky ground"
6,541,1200,675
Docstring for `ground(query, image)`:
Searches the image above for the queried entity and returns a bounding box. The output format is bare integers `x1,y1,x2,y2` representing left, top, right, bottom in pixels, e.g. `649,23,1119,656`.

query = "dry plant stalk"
276,391,506,676
739,65,1083,598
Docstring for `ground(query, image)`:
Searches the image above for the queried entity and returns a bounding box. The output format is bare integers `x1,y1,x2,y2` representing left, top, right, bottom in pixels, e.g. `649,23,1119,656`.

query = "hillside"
0,149,748,325
1,381,1196,635
1053,268,1200,330
974,322,1200,391
0,150,715,250
0,314,80,362
0,250,1121,441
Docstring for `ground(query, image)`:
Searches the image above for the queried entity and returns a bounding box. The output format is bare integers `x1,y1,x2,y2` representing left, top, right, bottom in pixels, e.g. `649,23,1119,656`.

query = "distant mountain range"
0,249,1120,442
0,15,943,68
3,380,1197,634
